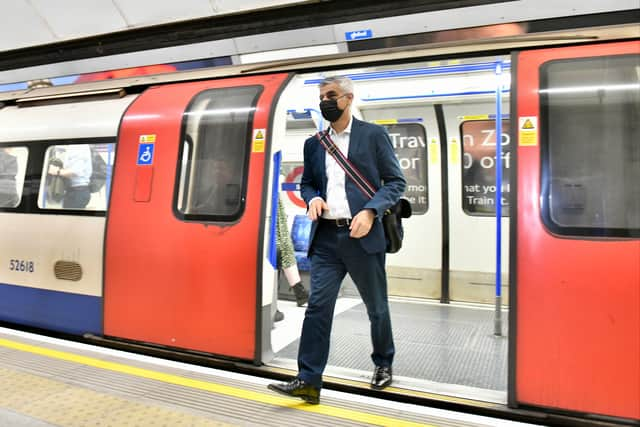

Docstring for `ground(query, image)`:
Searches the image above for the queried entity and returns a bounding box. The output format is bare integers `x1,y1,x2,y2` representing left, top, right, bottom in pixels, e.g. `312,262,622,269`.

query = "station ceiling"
0,0,311,52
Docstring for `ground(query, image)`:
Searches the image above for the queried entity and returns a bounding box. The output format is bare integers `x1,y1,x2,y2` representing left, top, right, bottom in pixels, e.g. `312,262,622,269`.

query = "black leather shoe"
371,366,392,390
268,378,320,404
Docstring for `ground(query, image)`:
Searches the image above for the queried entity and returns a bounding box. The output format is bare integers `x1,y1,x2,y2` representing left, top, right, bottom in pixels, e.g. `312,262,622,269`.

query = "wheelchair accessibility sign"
137,135,156,165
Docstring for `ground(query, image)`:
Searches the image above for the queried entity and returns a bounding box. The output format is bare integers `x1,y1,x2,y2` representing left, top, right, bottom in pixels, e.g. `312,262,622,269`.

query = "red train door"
104,73,289,361
513,41,639,420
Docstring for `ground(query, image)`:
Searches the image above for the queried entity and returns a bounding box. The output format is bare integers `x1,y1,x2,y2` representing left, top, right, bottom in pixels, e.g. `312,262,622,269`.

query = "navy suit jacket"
300,117,406,255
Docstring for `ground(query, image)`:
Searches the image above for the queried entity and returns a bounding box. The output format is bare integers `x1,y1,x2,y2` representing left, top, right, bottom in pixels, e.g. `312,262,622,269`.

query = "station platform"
0,327,534,427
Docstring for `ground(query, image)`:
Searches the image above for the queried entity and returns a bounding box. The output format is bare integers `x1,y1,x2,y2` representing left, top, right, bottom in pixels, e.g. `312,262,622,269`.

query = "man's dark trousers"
297,220,395,388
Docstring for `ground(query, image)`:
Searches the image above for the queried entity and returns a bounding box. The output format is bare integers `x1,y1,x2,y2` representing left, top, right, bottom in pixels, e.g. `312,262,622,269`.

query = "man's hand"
307,198,328,221
349,209,375,239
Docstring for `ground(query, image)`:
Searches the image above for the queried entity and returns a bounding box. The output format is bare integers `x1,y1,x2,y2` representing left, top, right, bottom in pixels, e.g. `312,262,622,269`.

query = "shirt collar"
329,115,353,136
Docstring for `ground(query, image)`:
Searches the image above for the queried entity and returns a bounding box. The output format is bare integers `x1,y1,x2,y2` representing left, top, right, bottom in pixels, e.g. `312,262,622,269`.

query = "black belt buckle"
335,218,350,227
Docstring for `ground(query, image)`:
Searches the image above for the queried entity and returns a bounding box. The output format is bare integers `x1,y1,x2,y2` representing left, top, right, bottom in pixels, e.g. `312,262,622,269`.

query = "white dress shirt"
322,117,353,219
64,145,92,188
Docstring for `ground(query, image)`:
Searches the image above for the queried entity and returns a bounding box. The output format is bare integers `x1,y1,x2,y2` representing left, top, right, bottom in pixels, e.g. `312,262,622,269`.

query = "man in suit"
268,76,406,404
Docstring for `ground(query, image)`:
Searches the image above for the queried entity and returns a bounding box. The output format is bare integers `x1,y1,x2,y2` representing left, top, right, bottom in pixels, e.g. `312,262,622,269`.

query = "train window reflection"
460,119,510,216
38,142,114,212
540,54,640,237
0,146,28,209
176,85,262,222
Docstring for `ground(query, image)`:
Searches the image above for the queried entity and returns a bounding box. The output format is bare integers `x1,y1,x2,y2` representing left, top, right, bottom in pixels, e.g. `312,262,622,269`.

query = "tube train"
0,21,638,425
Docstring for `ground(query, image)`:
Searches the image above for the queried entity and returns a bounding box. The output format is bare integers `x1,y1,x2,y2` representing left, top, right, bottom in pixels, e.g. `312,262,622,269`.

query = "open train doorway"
266,55,511,403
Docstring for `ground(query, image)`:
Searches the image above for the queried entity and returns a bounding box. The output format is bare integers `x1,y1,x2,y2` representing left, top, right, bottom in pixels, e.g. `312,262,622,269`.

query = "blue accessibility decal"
345,29,373,41
137,143,154,165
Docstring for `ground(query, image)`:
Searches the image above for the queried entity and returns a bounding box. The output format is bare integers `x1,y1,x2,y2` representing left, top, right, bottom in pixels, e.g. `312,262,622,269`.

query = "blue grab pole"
494,61,503,336
268,151,282,269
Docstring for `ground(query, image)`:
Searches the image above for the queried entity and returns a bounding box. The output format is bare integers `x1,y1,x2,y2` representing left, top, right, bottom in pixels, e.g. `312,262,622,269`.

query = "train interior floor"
271,296,509,403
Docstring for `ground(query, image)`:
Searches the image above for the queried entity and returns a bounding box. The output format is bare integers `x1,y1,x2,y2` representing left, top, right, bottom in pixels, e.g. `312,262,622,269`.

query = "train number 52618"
9,259,35,273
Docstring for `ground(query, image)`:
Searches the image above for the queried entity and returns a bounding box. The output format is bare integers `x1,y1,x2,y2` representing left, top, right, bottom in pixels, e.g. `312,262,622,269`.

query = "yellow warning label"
429,139,439,164
521,119,535,129
449,139,459,164
139,134,156,143
252,128,266,153
372,119,398,125
518,116,538,146
253,140,265,152
461,115,489,121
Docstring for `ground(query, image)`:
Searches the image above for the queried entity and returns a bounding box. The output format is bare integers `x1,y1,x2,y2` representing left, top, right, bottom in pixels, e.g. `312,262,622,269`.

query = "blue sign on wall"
345,29,373,41
137,143,154,165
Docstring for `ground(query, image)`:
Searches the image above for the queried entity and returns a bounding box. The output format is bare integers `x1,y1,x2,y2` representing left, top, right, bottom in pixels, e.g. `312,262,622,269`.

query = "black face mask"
319,99,344,122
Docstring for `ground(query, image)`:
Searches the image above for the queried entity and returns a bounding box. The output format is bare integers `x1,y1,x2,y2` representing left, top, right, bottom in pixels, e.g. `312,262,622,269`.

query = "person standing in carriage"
268,76,406,404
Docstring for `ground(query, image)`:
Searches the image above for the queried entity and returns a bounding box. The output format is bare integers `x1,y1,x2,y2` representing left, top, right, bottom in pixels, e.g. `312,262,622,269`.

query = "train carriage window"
38,142,115,212
460,119,510,216
176,85,262,221
540,54,640,237
0,146,28,209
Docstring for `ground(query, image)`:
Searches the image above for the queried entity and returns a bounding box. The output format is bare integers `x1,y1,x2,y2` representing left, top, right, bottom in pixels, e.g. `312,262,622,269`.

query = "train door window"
460,119,510,216
175,85,262,221
38,142,115,212
0,146,28,208
540,54,640,237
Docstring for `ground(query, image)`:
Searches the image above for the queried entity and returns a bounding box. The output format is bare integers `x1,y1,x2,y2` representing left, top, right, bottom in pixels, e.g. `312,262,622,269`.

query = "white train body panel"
0,213,106,296
0,95,137,141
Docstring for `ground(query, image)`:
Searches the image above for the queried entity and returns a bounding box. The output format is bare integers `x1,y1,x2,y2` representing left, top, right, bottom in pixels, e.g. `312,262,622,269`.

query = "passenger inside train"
46,144,93,209
275,193,309,317
0,147,19,208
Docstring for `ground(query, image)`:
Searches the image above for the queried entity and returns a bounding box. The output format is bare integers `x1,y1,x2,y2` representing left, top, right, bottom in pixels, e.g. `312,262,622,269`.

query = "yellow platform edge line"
0,337,433,427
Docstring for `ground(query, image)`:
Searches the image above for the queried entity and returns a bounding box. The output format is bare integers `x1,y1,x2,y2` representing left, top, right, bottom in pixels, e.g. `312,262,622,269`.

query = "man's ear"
345,93,354,107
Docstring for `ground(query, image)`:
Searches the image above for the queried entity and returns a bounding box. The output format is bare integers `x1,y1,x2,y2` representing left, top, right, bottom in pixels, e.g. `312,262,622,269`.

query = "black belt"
321,217,351,227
